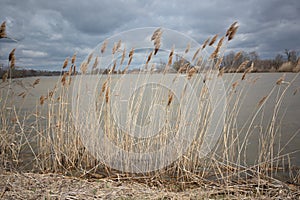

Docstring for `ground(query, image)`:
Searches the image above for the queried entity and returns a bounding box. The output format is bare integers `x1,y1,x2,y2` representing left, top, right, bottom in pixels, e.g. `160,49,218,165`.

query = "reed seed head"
101,40,108,54
209,34,218,46
0,21,6,38
62,57,69,69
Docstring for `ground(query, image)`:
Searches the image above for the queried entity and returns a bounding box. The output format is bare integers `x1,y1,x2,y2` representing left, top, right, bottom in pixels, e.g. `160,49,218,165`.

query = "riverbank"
1,171,299,199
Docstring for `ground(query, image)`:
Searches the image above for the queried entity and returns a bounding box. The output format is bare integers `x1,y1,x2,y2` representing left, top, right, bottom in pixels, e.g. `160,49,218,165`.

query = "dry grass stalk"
92,56,99,69
151,28,162,41
187,67,197,79
185,43,191,54
120,47,126,65
226,22,239,41
258,95,268,107
276,74,285,85
32,79,40,87
167,46,174,66
146,51,153,66
236,60,250,72
40,95,46,105
110,60,117,73
202,37,210,49
126,48,134,67
178,62,189,73
61,72,68,86
234,51,242,61
10,56,15,68
218,67,225,77
105,86,110,103
0,21,6,38
9,48,16,61
112,42,117,54
241,62,254,80
71,53,77,65
18,92,26,98
167,92,173,106
80,61,88,74
87,53,93,64
209,34,218,46
196,56,203,66
192,48,200,62
232,81,238,89
2,71,8,82
151,28,162,55
101,40,108,54
116,40,122,51
226,21,238,36
210,37,224,59
62,57,69,69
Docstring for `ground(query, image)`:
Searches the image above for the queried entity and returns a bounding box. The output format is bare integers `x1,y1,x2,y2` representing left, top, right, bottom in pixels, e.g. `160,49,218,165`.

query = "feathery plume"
120,47,126,65
62,57,68,69
71,53,77,65
276,74,285,85
185,43,191,54
101,40,108,54
167,92,173,106
192,48,200,62
0,21,7,38
92,56,99,69
209,34,218,46
202,37,210,49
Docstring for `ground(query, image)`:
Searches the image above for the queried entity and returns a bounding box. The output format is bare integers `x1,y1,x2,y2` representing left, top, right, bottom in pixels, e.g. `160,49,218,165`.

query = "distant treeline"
0,68,62,79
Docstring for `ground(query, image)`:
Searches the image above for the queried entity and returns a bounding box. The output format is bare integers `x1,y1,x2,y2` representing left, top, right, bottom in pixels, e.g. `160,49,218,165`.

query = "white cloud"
22,50,48,58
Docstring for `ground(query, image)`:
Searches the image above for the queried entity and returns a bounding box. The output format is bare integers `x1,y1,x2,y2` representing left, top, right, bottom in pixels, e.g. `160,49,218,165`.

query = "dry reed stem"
87,53,93,64
62,57,68,69
226,21,238,36
2,71,8,82
167,92,173,106
101,40,108,54
187,68,197,79
234,51,242,61
71,53,77,65
218,67,225,77
146,51,153,66
167,46,174,67
0,21,6,38
105,87,110,103
110,60,117,73
32,78,40,87
276,74,285,85
192,48,200,62
209,34,218,46
40,95,46,105
9,48,16,61
80,61,88,74
258,95,268,107
232,81,238,89
228,26,238,41
120,47,126,65
241,62,254,80
236,60,250,72
202,37,210,49
152,28,162,55
92,56,99,69
185,43,191,54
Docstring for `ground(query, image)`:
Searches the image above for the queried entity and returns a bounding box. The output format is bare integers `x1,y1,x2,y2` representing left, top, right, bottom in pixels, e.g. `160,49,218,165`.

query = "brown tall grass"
0,22,299,199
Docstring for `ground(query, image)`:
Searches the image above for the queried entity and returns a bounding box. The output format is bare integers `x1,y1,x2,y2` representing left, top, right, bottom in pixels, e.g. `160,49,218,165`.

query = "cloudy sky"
0,0,299,70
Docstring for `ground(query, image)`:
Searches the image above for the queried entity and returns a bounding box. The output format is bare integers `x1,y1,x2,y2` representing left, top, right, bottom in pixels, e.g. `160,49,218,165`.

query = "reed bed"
0,22,299,199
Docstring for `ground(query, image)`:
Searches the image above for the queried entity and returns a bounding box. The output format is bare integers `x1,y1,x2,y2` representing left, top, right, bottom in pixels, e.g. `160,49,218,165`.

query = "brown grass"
1,22,300,199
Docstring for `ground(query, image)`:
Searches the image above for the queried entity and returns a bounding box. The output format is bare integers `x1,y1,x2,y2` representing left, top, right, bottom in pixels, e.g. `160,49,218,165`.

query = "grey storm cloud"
0,0,300,70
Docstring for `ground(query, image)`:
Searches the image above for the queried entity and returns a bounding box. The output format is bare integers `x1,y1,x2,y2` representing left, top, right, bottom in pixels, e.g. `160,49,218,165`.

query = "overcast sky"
0,0,300,70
